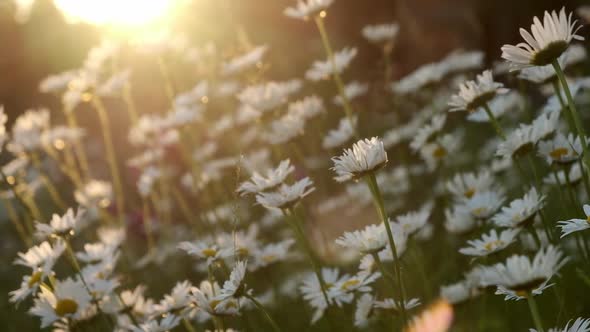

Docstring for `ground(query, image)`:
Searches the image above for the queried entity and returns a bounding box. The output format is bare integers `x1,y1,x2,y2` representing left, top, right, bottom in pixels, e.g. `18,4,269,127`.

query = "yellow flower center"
472,207,487,217
55,298,78,317
236,248,249,257
28,271,43,288
433,146,447,159
587,216,590,224
515,290,528,298
341,279,360,290
549,148,569,160
464,188,475,199
201,248,217,258
484,240,504,252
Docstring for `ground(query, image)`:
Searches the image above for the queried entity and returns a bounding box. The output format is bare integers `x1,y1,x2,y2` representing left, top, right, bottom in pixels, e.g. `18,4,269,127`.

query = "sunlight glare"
53,0,175,27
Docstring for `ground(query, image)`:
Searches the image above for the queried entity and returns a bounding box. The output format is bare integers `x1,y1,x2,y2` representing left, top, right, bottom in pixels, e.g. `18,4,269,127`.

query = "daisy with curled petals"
448,70,509,113
331,137,388,182
131,314,181,332
35,207,86,240
446,169,494,201
305,47,357,81
479,245,567,300
10,241,65,303
459,229,520,257
501,7,583,70
29,277,92,328
335,223,388,254
492,188,545,228
538,133,584,166
323,116,357,150
464,190,505,220
404,300,453,332
219,261,249,300
255,177,315,211
557,204,590,238
237,159,294,196
530,317,590,332
192,281,239,317
284,0,333,20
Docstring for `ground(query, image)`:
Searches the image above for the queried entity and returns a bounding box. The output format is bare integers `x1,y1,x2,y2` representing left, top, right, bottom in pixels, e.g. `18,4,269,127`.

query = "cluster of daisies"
3,0,590,331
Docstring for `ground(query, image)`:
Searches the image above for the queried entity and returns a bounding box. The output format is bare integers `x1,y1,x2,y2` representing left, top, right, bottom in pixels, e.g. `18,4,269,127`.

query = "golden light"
53,0,175,28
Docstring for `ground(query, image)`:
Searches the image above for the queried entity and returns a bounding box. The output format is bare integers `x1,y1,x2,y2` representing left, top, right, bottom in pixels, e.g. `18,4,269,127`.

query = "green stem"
182,318,197,332
314,16,357,133
245,294,282,332
552,60,590,170
483,103,506,140
30,152,67,210
527,294,544,332
365,173,407,325
552,80,576,132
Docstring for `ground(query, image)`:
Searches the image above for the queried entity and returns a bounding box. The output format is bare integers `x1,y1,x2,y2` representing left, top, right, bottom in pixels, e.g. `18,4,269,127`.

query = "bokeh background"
0,0,586,329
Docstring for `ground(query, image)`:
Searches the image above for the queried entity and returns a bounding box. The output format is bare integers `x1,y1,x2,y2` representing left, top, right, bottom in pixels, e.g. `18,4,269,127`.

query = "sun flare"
53,0,175,27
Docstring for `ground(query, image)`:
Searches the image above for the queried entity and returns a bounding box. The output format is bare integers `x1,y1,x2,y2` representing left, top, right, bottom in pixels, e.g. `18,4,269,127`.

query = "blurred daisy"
419,133,463,171
306,47,357,81
446,169,494,200
354,293,375,328
237,159,294,196
448,70,508,113
284,0,334,20
237,80,301,113
464,190,505,220
255,177,315,211
10,241,65,303
131,314,181,332
459,229,520,257
501,8,583,70
192,281,239,317
493,188,545,228
557,204,590,238
29,278,92,328
375,298,421,315
179,238,222,265
444,205,477,234
410,115,446,152
530,317,590,332
323,116,357,149
263,112,305,145
543,162,584,186
331,137,388,182
538,133,583,165
362,23,399,44
336,223,388,254
440,281,479,305
222,45,268,76
35,207,86,240
393,204,432,236
300,268,340,323
252,239,294,269
333,81,368,105
467,92,523,123
219,261,249,299
74,180,112,209
8,108,49,154
288,95,325,120
479,245,567,300
531,111,560,142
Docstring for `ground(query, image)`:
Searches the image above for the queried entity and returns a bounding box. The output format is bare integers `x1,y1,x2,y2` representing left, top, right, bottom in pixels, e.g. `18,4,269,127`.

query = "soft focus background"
0,0,586,330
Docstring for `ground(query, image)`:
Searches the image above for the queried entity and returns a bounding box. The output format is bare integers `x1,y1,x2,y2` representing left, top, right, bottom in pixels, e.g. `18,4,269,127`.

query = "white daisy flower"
410,114,446,152
331,137,388,182
74,180,112,209
300,268,340,324
531,111,560,142
237,80,301,113
392,204,432,236
479,245,568,300
219,261,248,299
252,239,294,269
323,116,357,149
496,124,536,159
330,271,381,302
557,204,590,238
10,241,65,303
467,92,523,123
543,162,584,186
131,314,181,332
336,223,388,254
284,0,333,20
29,278,92,328
35,207,86,240
222,45,268,76
440,280,479,304
193,281,239,317
237,159,294,196
374,297,421,314
446,169,495,200
464,190,505,220
333,81,368,105
362,23,399,44
501,7,584,70
419,133,463,172
459,229,520,257
493,187,546,228
255,177,315,211
444,205,477,234
179,239,223,265
263,112,305,145
354,293,375,328
7,108,50,154
530,317,590,332
305,47,357,81
287,95,325,120
538,133,583,165
448,70,509,112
